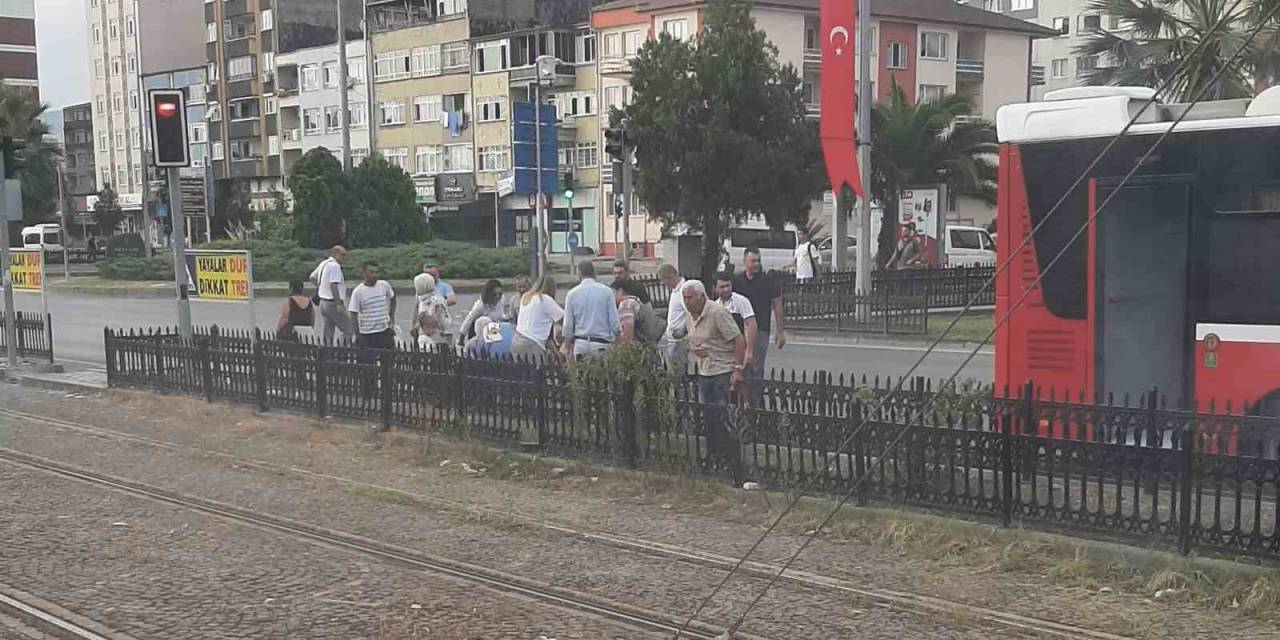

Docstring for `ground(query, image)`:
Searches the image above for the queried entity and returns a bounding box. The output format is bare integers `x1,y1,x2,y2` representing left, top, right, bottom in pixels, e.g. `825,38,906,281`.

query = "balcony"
1030,65,1046,86
599,57,632,77
367,5,435,33
806,103,820,119
956,59,984,76
803,48,821,66
282,128,302,148
509,62,576,88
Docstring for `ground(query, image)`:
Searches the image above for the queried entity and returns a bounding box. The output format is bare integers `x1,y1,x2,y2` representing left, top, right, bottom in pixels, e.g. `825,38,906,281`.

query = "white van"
21,224,63,253
721,225,798,272
944,225,995,267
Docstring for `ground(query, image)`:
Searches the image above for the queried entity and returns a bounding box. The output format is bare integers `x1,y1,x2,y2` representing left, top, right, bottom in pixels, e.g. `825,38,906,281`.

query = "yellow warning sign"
8,250,42,292
187,251,251,301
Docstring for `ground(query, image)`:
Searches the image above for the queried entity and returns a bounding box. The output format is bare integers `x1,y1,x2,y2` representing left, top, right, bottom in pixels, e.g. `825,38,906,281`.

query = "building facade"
0,0,37,95
276,39,371,178
62,103,97,196
983,0,1112,100
85,0,144,219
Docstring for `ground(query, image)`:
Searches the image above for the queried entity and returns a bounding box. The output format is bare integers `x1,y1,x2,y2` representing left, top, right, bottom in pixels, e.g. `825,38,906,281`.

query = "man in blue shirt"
424,263,458,306
561,260,621,359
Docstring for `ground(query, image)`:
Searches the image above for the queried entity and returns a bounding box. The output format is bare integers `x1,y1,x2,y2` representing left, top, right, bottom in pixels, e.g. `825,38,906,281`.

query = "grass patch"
925,310,994,344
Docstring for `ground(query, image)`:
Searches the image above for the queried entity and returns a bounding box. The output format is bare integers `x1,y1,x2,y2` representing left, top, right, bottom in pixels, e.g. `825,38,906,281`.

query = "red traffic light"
156,101,179,118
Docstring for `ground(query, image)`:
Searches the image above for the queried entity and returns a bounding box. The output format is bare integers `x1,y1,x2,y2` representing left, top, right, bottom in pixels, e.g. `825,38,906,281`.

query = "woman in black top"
276,280,315,341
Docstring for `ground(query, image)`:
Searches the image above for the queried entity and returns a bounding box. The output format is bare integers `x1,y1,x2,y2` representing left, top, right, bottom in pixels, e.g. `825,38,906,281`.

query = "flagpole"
855,0,873,296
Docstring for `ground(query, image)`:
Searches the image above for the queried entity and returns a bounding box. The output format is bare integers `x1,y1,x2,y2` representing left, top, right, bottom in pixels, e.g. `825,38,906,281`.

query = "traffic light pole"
621,146,633,268
0,153,15,369
336,0,352,172
855,0,873,298
168,167,192,339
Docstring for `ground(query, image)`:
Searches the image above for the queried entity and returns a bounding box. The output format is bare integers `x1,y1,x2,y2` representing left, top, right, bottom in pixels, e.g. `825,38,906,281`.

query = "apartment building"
205,0,361,213
590,0,1052,254
62,103,97,196
276,39,371,176
85,0,144,217
983,0,1116,100
0,0,37,95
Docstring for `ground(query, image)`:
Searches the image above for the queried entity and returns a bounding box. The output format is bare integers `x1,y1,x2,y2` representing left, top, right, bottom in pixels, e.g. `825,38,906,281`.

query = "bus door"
1094,176,1194,404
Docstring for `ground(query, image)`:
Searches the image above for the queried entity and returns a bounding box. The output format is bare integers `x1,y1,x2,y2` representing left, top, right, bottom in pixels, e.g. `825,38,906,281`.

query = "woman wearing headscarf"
411,272,451,342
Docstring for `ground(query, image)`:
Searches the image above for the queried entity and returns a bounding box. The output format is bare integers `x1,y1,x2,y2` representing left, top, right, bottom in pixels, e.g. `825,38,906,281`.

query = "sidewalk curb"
788,331,994,354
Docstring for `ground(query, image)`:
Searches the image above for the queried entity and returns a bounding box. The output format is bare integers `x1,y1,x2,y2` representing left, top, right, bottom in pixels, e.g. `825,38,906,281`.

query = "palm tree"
0,84,62,224
869,81,998,266
1075,0,1278,101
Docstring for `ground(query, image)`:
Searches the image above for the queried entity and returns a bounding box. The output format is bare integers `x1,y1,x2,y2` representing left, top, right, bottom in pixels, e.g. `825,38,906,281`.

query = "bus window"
1200,194,1280,324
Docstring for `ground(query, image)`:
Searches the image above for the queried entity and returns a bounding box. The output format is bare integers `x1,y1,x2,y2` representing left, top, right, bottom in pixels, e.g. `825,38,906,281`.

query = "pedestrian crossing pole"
0,152,16,368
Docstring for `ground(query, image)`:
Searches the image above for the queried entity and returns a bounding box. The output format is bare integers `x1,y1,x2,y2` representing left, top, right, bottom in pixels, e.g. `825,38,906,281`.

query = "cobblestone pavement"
0,385,1276,638
0,463,679,639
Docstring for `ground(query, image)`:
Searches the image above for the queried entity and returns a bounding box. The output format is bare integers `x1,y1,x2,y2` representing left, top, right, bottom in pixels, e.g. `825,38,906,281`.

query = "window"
442,43,468,70
301,64,321,91
804,20,819,51
128,90,139,111
603,33,622,58
575,142,598,169
1011,0,1033,9
662,18,689,40
212,142,224,160
374,50,411,81
228,99,258,120
98,132,108,150
476,96,504,122
624,30,642,56
348,56,365,83
474,40,509,73
111,56,121,76
350,102,367,128
604,85,633,110
112,93,123,113
554,91,595,118
303,108,322,133
94,58,104,79
117,165,127,186
384,147,409,171
1079,14,1101,32
189,84,206,103
1051,58,1068,79
413,95,442,123
190,122,207,143
1052,16,1069,35
96,96,105,114
442,93,467,113
415,145,442,174
230,139,259,160
321,61,337,88
109,19,118,40
100,167,111,184
324,105,342,131
558,147,574,169
576,32,596,63
950,229,986,250
92,23,101,44
445,143,473,172
126,15,135,36
207,61,218,82
886,42,908,69
227,56,254,81
437,0,466,16
265,96,278,115
130,128,140,148
352,148,369,166
380,100,405,125
127,54,136,73
920,32,948,60
1076,55,1098,76
411,46,440,77
477,145,509,172
114,131,124,149
207,103,221,121
1107,14,1124,30
262,52,274,75
261,9,274,30
268,135,279,156
918,84,947,103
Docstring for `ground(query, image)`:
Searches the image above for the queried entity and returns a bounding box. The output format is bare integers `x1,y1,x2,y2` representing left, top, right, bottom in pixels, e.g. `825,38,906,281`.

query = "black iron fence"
104,326,1280,561
0,311,53,363
633,266,994,335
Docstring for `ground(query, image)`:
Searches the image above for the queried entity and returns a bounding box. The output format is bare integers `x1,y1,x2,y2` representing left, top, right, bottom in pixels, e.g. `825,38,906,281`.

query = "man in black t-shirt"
731,246,786,406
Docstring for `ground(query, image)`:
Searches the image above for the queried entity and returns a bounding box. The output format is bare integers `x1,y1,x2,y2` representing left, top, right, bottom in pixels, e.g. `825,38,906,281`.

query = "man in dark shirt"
612,258,652,304
731,246,785,406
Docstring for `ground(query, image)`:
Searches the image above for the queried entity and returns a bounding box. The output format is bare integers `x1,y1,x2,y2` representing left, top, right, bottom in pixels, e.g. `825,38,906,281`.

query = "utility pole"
336,0,352,171
0,154,15,368
168,166,192,339
533,83,547,277
362,0,376,153
855,0,874,296
621,121,633,268
56,160,69,281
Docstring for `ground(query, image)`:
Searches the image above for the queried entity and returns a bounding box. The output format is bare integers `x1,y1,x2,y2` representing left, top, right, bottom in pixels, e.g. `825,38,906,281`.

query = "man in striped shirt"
349,261,397,352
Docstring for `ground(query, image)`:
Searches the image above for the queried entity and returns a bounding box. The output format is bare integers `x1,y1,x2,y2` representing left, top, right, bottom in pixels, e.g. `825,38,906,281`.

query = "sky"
35,0,89,110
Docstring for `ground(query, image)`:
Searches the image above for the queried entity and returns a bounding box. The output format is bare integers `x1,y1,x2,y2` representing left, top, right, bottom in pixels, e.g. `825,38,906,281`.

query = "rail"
105,326,1280,561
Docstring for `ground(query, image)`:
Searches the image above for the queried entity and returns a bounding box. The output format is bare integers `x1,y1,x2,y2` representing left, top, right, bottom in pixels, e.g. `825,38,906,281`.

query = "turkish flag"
820,0,864,196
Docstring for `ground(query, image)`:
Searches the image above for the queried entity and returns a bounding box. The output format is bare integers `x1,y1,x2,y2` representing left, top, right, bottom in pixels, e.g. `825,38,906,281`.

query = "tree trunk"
699,212,723,285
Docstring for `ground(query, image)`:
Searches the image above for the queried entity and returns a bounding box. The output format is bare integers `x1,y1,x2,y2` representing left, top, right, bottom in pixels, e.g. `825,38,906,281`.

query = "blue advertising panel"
512,101,559,196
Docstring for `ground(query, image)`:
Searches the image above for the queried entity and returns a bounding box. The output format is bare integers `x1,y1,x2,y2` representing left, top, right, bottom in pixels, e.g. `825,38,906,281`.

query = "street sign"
6,249,42,292
184,250,252,301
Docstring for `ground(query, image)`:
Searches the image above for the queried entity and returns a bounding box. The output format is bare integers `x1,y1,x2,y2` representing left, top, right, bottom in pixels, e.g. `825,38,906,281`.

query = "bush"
99,240,530,282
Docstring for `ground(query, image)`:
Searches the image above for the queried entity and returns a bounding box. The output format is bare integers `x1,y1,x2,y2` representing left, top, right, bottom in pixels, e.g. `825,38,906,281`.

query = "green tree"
346,152,430,247
1076,0,1279,101
869,81,998,265
92,184,125,234
0,84,61,224
624,0,825,280
288,147,350,247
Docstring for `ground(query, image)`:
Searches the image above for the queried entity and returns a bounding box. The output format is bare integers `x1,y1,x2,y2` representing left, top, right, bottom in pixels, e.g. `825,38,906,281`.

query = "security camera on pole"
148,89,193,339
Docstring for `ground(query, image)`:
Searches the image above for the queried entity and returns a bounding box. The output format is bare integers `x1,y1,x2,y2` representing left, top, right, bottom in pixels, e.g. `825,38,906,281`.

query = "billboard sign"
184,250,252,301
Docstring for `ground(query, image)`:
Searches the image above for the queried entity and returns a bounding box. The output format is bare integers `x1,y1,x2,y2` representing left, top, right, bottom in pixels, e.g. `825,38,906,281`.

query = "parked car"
944,225,996,267
817,236,857,268
720,225,798,272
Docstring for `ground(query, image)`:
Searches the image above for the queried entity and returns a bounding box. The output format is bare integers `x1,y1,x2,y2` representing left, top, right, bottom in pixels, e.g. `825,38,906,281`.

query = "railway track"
0,407,1131,640
0,582,132,640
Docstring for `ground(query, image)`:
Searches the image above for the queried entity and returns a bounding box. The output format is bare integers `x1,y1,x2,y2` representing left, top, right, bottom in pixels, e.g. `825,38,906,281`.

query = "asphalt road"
14,290,993,383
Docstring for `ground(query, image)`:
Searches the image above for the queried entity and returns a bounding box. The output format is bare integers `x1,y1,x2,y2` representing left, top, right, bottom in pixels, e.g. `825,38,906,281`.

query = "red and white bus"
995,85,1280,414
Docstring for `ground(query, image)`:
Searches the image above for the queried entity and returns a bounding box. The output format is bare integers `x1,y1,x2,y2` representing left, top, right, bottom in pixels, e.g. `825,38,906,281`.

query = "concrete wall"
878,21,917,102
753,7,806,71
372,18,472,154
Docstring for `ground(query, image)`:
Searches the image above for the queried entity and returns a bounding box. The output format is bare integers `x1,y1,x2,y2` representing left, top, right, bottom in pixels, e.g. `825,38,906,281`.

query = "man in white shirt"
311,245,352,345
348,261,397,352
657,263,690,370
713,271,757,369
788,230,822,284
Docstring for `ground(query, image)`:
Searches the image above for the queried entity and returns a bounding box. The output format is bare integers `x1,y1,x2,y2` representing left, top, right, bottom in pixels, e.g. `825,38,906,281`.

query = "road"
15,290,993,383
